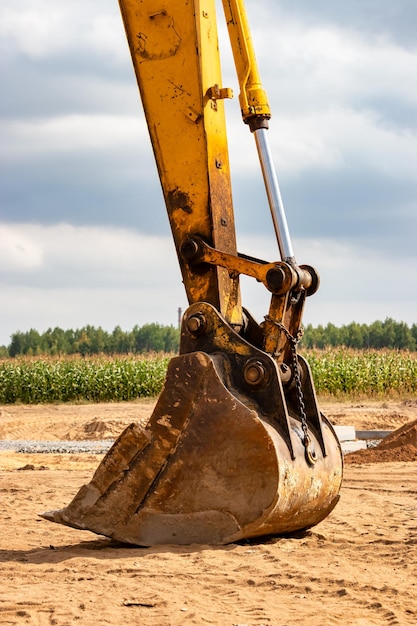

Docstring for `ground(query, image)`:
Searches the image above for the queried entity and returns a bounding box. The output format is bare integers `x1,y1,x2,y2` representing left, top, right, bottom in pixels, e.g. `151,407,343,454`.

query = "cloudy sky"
1,0,416,347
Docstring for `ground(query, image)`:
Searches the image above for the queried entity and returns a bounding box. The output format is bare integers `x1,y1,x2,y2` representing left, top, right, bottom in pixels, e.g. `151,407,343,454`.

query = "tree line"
1,317,416,358
302,318,417,351
3,324,180,357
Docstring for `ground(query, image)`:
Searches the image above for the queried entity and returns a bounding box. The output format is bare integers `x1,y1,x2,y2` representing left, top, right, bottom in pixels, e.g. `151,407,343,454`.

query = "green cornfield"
0,354,170,404
0,349,416,404
304,348,417,397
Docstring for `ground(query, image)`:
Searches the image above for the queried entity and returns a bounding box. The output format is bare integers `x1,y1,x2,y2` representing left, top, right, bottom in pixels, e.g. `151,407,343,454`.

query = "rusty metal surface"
42,305,343,546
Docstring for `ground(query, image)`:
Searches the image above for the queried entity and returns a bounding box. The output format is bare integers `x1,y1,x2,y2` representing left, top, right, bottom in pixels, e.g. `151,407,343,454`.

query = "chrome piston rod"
254,127,295,262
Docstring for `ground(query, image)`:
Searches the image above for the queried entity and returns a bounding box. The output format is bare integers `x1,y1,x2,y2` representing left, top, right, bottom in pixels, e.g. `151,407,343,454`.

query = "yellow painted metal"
222,0,271,126
118,0,242,326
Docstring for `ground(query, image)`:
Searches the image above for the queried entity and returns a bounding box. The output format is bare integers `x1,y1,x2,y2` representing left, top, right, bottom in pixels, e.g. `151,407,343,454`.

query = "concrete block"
334,425,356,442
342,440,367,453
356,430,392,440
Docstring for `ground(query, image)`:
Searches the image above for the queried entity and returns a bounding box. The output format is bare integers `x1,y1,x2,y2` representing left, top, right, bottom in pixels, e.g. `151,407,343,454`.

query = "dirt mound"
65,417,134,440
321,399,417,431
345,418,417,464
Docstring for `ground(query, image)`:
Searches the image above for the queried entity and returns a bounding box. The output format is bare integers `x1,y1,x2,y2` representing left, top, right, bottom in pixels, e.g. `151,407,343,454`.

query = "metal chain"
264,317,317,465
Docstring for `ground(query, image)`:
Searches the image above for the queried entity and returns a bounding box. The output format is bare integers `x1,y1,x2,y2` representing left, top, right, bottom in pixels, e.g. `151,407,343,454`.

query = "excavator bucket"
42,303,343,545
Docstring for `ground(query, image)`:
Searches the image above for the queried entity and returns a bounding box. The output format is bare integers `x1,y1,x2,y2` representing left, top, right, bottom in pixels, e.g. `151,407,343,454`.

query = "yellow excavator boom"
41,0,343,546
118,0,242,326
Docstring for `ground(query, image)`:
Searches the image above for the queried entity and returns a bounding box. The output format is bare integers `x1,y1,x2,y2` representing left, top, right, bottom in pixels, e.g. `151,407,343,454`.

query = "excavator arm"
41,0,343,546
118,0,242,327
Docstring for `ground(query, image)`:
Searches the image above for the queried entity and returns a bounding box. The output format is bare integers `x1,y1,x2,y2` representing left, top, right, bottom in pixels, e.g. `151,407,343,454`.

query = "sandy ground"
0,398,416,626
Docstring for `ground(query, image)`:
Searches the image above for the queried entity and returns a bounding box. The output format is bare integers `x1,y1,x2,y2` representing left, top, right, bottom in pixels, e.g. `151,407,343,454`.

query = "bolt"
266,267,286,294
186,314,206,335
181,239,199,260
279,362,291,384
244,360,266,386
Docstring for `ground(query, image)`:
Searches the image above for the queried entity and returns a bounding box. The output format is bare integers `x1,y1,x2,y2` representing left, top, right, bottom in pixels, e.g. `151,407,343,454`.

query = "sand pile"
345,417,417,463
64,417,133,440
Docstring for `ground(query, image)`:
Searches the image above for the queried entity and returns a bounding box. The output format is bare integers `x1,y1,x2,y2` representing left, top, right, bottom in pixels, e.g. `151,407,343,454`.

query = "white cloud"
0,222,184,343
0,1,125,63
249,16,417,111
269,107,417,179
226,103,417,181
0,283,184,341
0,225,43,270
223,16,417,179
0,223,179,288
1,115,148,159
